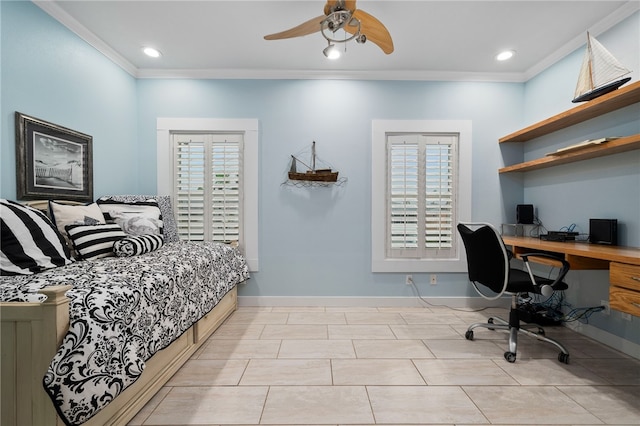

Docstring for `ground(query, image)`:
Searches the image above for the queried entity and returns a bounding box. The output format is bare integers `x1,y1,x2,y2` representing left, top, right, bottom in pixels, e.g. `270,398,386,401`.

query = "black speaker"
516,204,534,224
589,219,618,245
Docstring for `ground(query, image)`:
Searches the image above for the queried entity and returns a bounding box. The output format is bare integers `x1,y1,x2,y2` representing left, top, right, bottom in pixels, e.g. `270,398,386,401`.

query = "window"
172,133,242,243
157,118,258,271
388,133,457,259
372,120,471,273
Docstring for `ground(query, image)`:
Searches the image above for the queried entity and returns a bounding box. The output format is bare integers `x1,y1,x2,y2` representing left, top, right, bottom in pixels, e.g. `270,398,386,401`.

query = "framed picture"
15,112,93,201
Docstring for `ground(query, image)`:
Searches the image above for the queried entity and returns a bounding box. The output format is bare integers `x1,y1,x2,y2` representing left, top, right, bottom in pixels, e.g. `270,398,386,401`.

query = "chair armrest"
520,252,570,288
506,248,514,260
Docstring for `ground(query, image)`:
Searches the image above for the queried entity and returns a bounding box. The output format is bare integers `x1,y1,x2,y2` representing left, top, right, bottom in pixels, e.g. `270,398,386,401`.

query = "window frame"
372,120,472,273
157,118,258,271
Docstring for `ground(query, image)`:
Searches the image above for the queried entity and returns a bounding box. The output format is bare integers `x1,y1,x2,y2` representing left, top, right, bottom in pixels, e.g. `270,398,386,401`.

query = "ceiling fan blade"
264,15,326,40
348,9,394,54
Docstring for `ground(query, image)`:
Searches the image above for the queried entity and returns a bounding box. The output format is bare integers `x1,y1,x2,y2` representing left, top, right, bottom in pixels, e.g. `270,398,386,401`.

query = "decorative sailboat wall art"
288,141,339,182
572,32,631,103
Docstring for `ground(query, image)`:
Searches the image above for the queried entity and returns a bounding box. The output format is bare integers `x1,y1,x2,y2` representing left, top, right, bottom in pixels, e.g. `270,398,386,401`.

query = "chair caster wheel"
558,352,570,364
504,352,517,363
465,330,474,340
487,317,495,330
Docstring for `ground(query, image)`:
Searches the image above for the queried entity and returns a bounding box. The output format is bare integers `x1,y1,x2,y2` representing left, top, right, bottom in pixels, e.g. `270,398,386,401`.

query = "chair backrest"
457,223,510,298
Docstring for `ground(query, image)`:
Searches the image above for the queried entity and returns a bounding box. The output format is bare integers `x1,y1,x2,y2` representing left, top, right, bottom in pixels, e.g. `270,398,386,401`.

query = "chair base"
465,315,570,364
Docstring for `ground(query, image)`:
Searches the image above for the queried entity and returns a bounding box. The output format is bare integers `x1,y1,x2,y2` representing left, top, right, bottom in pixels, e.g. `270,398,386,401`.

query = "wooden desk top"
502,236,640,266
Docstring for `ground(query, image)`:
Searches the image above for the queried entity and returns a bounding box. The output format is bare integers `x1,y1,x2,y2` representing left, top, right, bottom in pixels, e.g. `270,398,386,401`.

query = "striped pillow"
65,224,127,260
113,234,164,257
1,199,72,275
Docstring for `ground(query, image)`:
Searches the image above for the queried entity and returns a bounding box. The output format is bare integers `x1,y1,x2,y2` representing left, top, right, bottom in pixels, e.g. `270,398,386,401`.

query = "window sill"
372,258,467,273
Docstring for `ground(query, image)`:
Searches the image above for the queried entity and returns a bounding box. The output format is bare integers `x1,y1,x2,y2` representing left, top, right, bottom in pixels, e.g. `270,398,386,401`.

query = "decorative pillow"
1,199,72,275
109,212,163,236
98,195,179,243
113,234,164,257
65,224,127,260
49,200,106,231
49,200,107,254
96,198,163,236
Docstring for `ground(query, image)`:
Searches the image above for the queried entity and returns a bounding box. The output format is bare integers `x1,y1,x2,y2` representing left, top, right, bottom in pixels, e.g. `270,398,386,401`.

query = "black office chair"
457,222,571,364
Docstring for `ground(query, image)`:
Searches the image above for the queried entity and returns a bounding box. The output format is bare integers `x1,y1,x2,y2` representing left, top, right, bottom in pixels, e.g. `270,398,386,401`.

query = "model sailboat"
572,32,631,103
288,141,339,182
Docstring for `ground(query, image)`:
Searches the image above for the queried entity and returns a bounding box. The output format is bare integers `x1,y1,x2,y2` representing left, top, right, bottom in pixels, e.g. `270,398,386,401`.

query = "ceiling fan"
264,0,394,55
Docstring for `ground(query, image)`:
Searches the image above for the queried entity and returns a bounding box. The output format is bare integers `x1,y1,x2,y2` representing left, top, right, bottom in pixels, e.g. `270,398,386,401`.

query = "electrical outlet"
430,274,437,285
600,300,610,315
621,312,632,321
405,275,413,285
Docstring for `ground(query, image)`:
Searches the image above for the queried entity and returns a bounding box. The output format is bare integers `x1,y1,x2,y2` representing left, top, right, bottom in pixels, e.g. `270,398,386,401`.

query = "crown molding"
136,68,527,82
524,1,640,80
34,0,138,77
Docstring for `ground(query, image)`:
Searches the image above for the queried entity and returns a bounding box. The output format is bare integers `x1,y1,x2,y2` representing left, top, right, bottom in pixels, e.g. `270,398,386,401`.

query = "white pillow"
49,201,106,236
98,195,179,243
109,211,162,236
96,199,163,236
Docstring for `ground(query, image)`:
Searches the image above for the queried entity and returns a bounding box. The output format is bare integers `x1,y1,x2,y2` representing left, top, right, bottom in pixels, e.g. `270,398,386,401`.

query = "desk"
502,236,640,316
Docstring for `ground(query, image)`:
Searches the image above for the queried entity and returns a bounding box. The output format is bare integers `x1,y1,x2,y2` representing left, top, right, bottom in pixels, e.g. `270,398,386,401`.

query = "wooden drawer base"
610,285,640,317
610,262,640,291
609,262,640,316
194,288,237,343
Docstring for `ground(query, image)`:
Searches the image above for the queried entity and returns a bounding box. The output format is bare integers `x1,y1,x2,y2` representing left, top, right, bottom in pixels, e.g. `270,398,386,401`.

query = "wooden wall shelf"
499,81,640,318
500,80,640,143
499,134,640,173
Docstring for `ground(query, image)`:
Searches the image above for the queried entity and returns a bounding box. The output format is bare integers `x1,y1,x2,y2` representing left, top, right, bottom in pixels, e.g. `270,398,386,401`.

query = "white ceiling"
37,0,638,81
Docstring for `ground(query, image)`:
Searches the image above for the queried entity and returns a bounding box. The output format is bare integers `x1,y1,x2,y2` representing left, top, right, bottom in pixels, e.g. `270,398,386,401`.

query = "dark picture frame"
15,112,93,201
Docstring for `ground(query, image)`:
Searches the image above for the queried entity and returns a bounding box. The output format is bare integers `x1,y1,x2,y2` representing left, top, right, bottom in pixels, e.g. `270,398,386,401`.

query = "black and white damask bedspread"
0,241,249,426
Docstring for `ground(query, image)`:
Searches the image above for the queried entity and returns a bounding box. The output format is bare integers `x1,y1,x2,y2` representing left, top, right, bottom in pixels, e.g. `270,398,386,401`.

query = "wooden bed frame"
1,285,237,426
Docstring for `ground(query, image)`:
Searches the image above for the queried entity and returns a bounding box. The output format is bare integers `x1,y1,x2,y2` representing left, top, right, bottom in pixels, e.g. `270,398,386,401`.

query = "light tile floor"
129,305,640,425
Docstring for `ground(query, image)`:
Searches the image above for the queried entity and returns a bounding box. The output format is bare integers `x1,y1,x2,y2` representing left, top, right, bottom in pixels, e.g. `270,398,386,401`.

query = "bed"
0,197,249,426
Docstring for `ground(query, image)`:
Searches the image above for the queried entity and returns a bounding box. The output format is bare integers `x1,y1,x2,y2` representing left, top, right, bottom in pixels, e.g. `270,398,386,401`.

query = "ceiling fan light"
323,44,341,59
496,50,515,61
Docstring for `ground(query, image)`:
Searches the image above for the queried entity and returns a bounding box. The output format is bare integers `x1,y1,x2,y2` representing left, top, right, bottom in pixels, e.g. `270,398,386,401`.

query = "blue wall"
1,1,139,199
519,12,640,247
1,2,638,346
517,12,640,346
137,79,522,299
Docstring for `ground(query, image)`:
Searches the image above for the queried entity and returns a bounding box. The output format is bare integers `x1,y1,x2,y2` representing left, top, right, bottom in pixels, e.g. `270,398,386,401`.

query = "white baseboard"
563,321,640,359
238,296,509,309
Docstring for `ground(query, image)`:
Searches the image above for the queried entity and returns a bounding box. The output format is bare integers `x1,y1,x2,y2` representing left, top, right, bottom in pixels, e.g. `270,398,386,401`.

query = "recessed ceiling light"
496,50,515,61
143,47,162,58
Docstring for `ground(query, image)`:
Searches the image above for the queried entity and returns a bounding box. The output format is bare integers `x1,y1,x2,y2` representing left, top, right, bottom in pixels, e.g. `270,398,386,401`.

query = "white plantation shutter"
424,135,455,254
387,134,457,259
211,142,241,242
175,137,206,240
172,133,243,243
389,140,419,255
